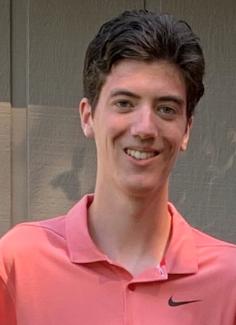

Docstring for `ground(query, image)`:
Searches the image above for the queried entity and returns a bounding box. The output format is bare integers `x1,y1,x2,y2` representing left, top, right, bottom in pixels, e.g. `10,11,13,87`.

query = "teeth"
126,149,156,160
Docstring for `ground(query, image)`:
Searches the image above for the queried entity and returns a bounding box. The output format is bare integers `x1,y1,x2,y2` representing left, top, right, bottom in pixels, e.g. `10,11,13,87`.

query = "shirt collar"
65,195,198,274
164,203,198,274
66,194,109,263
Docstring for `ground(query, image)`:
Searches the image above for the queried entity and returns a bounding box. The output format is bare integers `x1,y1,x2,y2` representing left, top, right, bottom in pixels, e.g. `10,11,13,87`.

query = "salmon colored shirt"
0,195,236,324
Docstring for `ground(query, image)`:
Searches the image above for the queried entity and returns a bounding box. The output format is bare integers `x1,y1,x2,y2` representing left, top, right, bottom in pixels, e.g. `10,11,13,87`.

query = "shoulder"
0,194,92,273
0,216,66,278
192,225,236,251
1,214,66,247
191,226,236,275
170,202,236,277
170,202,236,265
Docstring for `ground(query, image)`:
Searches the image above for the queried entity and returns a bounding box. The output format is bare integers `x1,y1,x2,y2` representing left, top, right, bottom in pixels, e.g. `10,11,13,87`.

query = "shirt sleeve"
0,229,17,325
0,276,17,325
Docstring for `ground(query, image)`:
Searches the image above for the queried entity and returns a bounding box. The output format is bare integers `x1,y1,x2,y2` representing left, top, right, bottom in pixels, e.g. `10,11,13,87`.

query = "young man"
0,10,235,324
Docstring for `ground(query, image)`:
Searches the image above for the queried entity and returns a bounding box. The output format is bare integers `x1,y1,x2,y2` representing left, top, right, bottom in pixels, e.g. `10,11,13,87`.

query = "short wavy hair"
83,9,205,119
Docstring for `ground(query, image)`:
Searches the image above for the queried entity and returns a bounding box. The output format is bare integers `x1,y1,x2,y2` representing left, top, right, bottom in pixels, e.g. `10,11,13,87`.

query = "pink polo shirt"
0,195,235,324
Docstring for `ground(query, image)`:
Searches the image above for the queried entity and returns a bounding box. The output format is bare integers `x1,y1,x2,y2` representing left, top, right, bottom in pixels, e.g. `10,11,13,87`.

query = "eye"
156,106,177,119
114,99,134,112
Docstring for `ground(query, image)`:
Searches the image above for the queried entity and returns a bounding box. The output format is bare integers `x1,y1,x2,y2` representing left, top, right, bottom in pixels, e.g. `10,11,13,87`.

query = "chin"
119,178,166,198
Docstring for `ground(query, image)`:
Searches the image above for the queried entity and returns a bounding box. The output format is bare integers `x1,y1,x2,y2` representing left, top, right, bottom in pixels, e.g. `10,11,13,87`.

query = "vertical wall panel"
11,0,29,107
0,0,11,236
147,0,236,242
11,108,28,225
11,0,30,227
0,104,11,236
0,0,10,102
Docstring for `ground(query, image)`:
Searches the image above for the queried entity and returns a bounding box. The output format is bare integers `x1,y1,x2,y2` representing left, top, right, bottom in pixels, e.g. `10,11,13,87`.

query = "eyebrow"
156,95,185,106
110,89,185,106
110,89,140,99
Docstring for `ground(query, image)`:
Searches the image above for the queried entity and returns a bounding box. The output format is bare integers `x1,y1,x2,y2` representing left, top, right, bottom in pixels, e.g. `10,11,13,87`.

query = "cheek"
107,115,130,139
162,127,187,152
94,118,126,152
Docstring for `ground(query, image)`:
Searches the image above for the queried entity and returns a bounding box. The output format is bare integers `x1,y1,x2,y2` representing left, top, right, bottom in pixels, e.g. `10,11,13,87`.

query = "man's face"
80,60,191,197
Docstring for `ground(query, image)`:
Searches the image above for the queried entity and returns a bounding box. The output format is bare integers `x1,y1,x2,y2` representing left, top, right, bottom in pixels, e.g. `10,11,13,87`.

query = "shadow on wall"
50,147,86,201
28,105,96,220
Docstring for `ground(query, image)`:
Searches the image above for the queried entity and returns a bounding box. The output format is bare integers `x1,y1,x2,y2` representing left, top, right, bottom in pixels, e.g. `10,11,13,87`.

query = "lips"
125,148,159,160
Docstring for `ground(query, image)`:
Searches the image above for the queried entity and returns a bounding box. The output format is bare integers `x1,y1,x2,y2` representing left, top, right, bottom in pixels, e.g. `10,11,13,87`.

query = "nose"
130,108,158,140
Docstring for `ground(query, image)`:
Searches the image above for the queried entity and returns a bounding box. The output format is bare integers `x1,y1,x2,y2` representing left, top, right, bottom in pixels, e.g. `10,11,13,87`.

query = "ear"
180,117,193,151
79,97,94,138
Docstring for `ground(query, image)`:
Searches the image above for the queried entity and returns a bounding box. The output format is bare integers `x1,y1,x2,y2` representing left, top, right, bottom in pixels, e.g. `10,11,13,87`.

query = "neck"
88,184,171,276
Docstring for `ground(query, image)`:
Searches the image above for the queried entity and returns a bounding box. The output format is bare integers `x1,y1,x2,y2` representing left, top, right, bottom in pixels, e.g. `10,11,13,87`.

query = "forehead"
99,59,187,102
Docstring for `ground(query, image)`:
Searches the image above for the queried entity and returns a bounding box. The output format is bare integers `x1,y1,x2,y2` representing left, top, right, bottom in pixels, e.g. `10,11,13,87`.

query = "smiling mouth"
125,148,159,160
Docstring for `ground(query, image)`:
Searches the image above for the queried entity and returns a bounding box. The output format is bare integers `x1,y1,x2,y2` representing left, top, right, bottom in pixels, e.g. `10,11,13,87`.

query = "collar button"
128,283,136,291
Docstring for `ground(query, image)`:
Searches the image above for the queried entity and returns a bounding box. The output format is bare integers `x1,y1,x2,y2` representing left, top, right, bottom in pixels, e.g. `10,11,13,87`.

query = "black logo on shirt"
168,296,201,307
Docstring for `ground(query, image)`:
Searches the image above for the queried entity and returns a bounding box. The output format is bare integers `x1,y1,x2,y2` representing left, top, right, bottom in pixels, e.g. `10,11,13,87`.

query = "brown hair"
83,9,205,118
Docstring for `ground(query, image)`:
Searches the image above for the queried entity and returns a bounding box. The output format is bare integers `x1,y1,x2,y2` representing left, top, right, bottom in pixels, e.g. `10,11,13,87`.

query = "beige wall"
0,103,11,234
0,0,235,243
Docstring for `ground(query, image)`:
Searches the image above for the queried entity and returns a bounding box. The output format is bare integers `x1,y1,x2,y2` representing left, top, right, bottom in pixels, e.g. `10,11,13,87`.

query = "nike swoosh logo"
168,296,201,307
